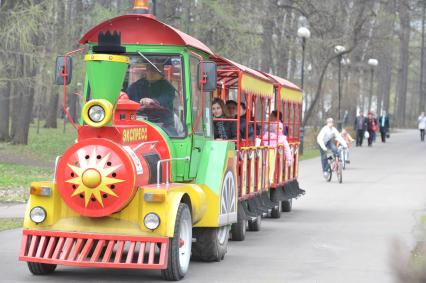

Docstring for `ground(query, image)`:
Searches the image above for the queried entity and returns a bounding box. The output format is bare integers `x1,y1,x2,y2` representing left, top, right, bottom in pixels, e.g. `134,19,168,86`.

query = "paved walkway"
0,203,26,218
1,129,425,283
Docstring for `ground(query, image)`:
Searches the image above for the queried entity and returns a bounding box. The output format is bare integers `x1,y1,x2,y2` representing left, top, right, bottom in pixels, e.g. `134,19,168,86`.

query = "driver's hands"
140,98,156,106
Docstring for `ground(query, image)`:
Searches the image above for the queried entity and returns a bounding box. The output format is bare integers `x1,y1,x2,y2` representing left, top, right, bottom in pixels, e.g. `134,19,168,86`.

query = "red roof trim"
79,14,214,55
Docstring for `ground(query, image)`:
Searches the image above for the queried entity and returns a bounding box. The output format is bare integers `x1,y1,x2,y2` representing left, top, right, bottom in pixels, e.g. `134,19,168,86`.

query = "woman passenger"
212,98,236,140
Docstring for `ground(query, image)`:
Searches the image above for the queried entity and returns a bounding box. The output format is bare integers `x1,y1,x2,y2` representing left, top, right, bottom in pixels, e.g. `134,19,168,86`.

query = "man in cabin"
127,63,175,112
126,63,178,135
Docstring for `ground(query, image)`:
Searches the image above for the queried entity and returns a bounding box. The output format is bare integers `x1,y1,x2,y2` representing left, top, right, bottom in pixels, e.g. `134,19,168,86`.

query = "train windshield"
123,54,186,138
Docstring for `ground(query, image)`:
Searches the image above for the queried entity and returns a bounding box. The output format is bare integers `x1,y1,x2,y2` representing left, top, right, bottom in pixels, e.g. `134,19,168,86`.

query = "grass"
0,121,77,164
300,148,320,161
0,218,23,231
0,163,52,202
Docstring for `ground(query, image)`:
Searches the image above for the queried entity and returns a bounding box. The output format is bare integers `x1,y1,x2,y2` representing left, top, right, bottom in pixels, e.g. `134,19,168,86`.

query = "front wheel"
161,203,192,281
192,226,229,262
27,262,56,275
326,165,332,182
247,215,261,231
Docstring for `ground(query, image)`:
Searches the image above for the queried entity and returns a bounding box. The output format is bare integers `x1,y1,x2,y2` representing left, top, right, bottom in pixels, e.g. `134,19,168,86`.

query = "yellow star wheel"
66,149,125,207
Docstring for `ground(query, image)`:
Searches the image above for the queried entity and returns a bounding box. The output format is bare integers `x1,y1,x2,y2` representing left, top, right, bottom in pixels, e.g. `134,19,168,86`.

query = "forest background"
0,0,425,145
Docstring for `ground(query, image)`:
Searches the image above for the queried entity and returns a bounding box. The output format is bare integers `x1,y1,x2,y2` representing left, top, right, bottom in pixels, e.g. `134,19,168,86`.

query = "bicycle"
326,150,343,183
339,145,348,170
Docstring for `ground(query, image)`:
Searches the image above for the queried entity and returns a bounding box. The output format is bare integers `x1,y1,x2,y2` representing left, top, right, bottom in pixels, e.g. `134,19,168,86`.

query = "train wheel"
281,199,293,212
270,201,281,219
248,215,261,231
27,262,57,275
192,226,229,262
161,203,192,281
231,204,246,241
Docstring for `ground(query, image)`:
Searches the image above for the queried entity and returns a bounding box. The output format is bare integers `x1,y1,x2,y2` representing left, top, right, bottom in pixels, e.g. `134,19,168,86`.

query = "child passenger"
263,122,293,165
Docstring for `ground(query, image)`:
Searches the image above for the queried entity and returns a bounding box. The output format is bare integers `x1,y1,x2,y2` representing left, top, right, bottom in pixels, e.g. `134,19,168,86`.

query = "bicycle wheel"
341,150,346,170
337,159,343,183
326,163,332,182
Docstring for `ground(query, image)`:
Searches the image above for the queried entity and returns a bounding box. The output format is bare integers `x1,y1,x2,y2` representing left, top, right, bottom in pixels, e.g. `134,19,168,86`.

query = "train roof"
79,14,214,55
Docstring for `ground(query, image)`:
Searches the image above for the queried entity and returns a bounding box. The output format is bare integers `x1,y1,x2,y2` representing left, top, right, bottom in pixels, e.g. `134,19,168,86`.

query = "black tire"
231,206,246,241
27,262,57,275
281,199,293,212
161,203,192,281
337,162,343,184
326,166,332,182
247,215,261,231
270,201,281,219
192,226,229,262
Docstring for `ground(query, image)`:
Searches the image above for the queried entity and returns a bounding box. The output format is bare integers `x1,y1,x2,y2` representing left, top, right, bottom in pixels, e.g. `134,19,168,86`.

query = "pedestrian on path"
354,111,367,146
367,112,377,147
378,111,390,143
418,112,426,142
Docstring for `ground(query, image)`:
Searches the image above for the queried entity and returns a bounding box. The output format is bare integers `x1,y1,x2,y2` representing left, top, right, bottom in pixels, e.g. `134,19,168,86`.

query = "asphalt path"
1,129,425,283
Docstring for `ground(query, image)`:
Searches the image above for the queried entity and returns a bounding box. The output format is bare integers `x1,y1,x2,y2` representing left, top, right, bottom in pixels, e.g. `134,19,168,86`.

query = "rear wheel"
337,161,343,184
27,262,57,275
231,205,246,241
247,215,261,231
341,151,346,170
192,226,229,262
270,201,281,218
281,199,293,212
161,203,192,281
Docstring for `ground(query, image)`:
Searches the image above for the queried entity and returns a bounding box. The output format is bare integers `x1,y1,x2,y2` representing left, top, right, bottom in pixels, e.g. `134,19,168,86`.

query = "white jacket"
317,126,348,151
418,116,426,130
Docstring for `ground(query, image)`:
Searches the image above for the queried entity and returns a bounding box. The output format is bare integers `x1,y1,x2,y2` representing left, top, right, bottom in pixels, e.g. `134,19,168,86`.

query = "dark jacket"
239,115,254,140
378,116,389,131
213,116,236,140
354,116,367,131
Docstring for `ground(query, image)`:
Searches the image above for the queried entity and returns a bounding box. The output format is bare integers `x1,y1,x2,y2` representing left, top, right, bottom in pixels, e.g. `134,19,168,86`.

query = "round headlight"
144,213,160,230
30,206,46,224
88,105,105,122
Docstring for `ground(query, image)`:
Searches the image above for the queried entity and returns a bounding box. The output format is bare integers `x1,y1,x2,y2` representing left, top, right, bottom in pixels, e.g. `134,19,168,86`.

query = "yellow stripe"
280,87,303,103
84,54,129,63
241,74,274,97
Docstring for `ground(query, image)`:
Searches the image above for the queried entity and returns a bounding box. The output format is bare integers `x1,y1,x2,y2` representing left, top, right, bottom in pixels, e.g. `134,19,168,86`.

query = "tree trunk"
0,81,10,141
395,0,410,127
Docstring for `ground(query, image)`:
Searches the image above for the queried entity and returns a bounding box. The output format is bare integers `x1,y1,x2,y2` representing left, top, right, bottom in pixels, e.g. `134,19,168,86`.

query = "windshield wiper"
137,51,165,78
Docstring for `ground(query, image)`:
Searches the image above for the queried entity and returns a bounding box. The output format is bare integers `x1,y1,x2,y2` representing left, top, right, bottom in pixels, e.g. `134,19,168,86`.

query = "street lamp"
297,27,311,89
334,45,346,130
297,26,310,155
367,58,378,112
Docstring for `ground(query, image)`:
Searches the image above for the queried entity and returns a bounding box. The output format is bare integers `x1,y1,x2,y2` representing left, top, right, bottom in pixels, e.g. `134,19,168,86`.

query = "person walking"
418,112,426,142
354,111,367,146
317,118,347,179
378,111,390,143
367,112,377,147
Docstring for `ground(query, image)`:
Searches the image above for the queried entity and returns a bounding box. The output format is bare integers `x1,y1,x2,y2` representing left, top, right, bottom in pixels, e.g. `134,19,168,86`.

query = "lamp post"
367,58,379,113
334,45,346,130
297,27,310,155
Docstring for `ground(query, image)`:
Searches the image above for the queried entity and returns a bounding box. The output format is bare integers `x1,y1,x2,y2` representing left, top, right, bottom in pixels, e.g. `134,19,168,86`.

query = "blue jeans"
319,141,338,172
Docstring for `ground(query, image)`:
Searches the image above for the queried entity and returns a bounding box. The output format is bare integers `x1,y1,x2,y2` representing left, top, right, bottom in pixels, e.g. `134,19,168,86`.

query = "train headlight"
144,213,160,230
82,99,113,128
88,105,105,122
30,206,46,224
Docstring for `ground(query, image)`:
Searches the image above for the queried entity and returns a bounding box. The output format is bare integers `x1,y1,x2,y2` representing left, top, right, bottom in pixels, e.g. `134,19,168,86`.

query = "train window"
190,56,204,136
124,54,186,138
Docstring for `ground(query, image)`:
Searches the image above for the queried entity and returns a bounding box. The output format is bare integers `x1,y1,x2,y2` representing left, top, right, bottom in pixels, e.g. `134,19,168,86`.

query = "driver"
126,63,175,111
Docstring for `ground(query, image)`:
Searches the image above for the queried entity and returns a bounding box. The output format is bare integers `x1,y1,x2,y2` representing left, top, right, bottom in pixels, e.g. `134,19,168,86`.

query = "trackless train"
19,1,305,280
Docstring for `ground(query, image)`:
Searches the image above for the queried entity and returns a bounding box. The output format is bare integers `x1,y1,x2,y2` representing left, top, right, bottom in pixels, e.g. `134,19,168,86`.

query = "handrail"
156,156,190,186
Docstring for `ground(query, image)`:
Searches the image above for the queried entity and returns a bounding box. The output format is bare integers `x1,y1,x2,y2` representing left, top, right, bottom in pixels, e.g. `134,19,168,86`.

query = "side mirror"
197,61,217,92
54,56,72,85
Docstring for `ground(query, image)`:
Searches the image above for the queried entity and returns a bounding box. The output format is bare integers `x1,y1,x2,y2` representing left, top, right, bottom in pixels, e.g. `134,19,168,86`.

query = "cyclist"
317,118,348,179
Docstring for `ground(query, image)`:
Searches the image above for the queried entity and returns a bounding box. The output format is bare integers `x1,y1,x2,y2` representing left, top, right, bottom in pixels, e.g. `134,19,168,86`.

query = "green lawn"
0,121,77,164
0,218,23,231
0,163,52,202
300,148,320,161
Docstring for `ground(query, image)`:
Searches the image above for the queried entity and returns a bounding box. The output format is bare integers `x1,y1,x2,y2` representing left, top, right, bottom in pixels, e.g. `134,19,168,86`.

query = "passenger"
270,110,288,135
226,100,254,140
263,121,293,164
212,98,236,140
